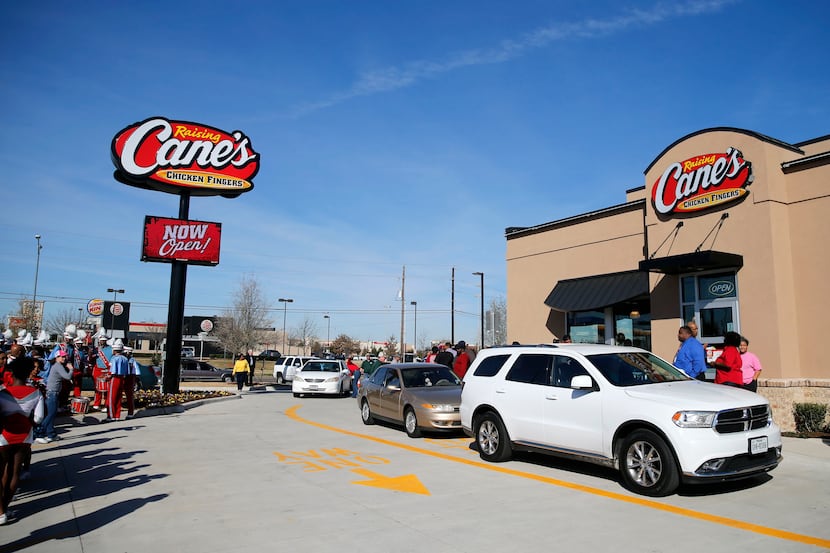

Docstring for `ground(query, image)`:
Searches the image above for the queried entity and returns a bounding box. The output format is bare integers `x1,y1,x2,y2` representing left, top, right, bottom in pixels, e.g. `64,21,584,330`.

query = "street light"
473,272,484,348
32,234,42,330
323,314,331,353
278,298,293,354
410,301,417,357
107,288,125,337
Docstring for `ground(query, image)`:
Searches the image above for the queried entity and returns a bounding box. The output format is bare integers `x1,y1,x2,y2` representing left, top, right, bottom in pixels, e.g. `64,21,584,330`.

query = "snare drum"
95,377,109,393
70,397,90,414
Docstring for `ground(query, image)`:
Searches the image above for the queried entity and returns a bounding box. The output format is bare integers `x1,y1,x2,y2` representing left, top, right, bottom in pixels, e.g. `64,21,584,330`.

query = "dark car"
257,349,282,361
180,359,233,382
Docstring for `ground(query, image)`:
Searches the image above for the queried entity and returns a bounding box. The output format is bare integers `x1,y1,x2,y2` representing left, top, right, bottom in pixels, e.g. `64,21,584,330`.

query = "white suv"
460,344,782,496
273,356,318,384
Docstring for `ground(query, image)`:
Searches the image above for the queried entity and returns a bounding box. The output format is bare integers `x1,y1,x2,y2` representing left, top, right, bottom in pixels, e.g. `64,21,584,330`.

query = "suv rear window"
473,354,511,377
505,354,552,385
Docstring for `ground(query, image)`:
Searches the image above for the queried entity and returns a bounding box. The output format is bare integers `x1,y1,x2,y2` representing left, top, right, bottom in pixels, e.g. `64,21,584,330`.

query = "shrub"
792,402,828,433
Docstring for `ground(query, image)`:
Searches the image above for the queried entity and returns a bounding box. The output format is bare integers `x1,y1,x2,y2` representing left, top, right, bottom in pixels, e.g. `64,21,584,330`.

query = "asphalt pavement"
2,384,829,553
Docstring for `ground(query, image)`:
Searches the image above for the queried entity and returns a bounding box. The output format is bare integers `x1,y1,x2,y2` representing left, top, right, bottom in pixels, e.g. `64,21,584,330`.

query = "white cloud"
291,0,737,116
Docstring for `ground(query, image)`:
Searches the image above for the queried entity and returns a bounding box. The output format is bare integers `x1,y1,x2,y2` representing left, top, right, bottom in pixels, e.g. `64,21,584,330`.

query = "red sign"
142,216,222,265
652,147,753,216
111,117,259,198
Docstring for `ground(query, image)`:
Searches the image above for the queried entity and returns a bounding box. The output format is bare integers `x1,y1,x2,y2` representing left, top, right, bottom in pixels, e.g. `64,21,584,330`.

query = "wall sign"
652,147,753,216
142,216,222,265
87,298,104,316
111,117,259,198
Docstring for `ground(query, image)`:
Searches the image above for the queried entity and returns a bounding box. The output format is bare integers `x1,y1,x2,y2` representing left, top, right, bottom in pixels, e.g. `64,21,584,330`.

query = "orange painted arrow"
350,468,430,496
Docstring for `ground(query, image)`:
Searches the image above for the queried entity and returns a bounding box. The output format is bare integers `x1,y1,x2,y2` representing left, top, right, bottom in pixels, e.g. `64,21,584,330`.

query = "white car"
273,356,317,384
292,359,352,397
460,344,782,496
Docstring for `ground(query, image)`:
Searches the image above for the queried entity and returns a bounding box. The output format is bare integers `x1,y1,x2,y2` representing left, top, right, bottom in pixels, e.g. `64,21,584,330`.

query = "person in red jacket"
713,331,743,387
0,357,46,525
453,341,471,379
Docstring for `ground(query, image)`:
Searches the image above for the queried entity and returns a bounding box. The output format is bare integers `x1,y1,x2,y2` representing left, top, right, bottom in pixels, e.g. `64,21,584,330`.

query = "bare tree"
329,334,360,357
213,276,273,357
292,316,318,356
44,307,84,337
385,334,398,357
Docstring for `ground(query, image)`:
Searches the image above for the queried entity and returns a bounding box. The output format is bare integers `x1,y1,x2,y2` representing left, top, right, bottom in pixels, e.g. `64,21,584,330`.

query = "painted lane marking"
285,404,830,550
350,468,430,495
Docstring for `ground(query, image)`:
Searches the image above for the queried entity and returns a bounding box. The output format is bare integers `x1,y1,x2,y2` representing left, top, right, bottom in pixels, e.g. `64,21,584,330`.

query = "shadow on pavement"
0,494,168,553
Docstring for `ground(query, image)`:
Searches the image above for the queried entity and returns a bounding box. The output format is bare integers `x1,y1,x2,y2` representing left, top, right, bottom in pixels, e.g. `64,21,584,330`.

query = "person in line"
124,346,138,419
425,346,439,363
674,325,707,380
434,344,454,369
561,334,572,343
232,353,250,392
105,341,128,422
71,336,87,398
687,320,699,338
246,349,256,387
346,356,361,397
0,351,9,388
712,331,743,387
361,354,382,377
35,345,72,443
453,341,472,379
0,357,45,525
739,336,763,392
91,334,111,411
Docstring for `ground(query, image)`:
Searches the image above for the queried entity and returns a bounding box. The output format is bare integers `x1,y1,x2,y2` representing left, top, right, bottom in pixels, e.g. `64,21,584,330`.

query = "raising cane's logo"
652,147,753,216
111,117,259,198
142,216,222,266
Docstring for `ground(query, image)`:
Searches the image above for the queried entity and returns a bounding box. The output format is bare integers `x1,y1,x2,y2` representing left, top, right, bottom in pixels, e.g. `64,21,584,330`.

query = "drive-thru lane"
4,389,829,553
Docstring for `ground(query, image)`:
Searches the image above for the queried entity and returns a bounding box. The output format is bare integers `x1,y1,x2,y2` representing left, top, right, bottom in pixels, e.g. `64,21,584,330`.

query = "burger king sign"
652,147,753,217
111,117,260,198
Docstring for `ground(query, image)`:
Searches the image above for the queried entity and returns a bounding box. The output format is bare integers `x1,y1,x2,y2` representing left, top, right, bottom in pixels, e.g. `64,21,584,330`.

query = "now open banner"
141,216,222,266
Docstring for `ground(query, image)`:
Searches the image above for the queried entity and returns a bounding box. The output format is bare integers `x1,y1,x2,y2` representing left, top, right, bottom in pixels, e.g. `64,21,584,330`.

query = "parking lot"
4,387,830,553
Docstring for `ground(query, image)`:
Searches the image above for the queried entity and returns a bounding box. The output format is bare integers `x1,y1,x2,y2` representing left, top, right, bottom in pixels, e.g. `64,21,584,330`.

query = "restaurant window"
567,310,604,343
679,271,740,344
613,300,651,352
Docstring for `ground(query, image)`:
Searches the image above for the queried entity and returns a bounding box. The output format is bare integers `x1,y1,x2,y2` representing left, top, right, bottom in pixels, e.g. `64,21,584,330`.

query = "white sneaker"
34,437,51,444
0,512,12,525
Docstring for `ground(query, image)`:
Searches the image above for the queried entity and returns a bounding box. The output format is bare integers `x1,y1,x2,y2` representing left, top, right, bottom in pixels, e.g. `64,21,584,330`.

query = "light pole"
473,272,484,349
323,314,331,353
278,298,293,355
410,301,417,358
32,234,42,330
107,288,125,336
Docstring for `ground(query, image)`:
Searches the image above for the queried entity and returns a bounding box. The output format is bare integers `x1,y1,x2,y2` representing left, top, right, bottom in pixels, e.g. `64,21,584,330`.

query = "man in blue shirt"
674,325,707,380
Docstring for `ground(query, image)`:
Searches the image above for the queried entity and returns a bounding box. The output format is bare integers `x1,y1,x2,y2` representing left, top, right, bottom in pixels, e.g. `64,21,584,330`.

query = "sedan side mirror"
570,375,595,390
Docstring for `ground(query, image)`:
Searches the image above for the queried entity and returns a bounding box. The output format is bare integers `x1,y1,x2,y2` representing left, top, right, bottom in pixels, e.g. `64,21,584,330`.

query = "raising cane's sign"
142,216,222,266
111,117,259,198
652,147,753,216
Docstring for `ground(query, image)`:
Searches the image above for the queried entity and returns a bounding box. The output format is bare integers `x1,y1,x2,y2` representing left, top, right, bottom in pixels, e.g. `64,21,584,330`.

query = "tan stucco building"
505,128,829,430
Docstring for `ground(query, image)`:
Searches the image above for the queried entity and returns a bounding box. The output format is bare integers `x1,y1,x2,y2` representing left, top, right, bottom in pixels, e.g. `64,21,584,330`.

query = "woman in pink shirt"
739,336,763,393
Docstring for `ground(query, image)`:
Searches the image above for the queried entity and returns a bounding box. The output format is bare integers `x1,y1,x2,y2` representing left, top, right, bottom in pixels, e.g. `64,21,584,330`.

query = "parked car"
135,361,160,389
181,346,196,358
180,359,233,382
358,363,462,438
460,344,782,496
292,359,352,397
273,356,317,384
257,349,282,361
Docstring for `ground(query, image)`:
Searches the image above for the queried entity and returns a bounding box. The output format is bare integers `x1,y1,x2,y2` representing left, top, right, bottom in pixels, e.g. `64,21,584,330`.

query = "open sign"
708,281,735,297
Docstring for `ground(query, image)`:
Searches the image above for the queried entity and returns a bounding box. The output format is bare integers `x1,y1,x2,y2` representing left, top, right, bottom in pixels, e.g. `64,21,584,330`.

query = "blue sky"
1,0,828,347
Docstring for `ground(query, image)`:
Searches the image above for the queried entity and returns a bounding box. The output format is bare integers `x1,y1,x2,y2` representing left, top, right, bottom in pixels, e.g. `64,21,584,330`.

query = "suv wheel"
475,411,512,462
361,399,374,425
276,373,285,385
404,408,421,438
619,429,680,497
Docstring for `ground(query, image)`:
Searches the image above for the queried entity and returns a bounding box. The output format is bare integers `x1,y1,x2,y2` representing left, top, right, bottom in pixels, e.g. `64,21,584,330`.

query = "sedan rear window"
587,352,689,386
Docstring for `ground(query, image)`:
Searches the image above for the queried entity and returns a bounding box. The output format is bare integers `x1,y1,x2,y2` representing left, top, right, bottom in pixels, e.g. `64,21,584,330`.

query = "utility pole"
451,267,455,345
399,265,406,361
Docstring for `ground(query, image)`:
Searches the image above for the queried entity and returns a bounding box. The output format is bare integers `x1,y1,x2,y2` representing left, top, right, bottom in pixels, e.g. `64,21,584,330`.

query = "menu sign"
111,117,259,198
652,147,753,216
142,216,222,265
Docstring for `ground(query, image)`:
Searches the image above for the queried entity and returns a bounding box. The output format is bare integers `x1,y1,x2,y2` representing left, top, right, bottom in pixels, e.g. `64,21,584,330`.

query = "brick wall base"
756,379,830,433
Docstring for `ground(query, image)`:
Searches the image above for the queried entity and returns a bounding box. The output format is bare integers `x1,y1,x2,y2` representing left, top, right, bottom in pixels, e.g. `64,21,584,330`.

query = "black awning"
639,250,743,274
544,270,649,312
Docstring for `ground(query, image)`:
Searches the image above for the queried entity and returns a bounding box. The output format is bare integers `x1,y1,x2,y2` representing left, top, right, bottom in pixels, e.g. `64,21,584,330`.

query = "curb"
130,393,242,418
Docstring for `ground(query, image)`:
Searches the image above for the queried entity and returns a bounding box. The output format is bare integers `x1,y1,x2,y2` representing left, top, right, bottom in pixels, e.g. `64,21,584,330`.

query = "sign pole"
162,192,190,393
